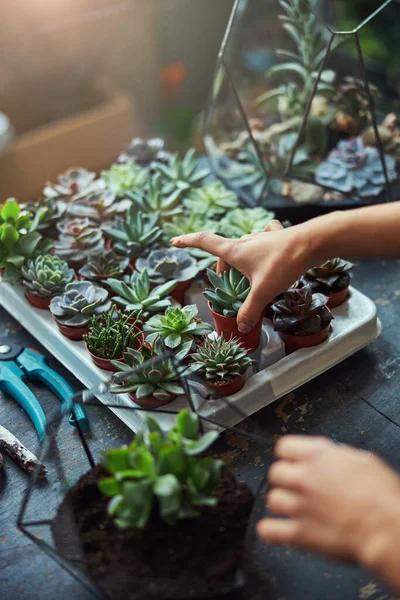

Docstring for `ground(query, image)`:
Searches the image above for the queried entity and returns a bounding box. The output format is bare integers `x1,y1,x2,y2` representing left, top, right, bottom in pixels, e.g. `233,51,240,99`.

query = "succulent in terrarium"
203,268,250,318
190,336,253,385
144,304,213,350
162,213,219,240
302,258,355,294
127,174,183,223
50,281,111,327
101,162,149,197
107,268,176,319
183,181,239,218
78,250,130,282
66,189,131,224
54,218,105,265
315,137,397,197
118,137,171,166
220,207,275,238
136,247,198,286
271,284,333,336
153,148,209,197
102,206,163,260
83,308,142,360
21,254,74,298
44,168,101,200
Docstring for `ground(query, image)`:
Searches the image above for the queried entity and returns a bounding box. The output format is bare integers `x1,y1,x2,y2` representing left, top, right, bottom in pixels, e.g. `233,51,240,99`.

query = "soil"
52,464,253,600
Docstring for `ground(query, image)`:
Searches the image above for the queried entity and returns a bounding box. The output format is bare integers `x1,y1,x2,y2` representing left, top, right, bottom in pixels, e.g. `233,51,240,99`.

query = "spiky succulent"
83,308,142,360
50,281,112,327
118,137,171,166
21,254,74,298
144,305,213,350
78,250,130,282
127,174,183,222
162,213,219,240
111,337,191,401
153,148,209,197
44,168,101,200
190,336,253,384
271,284,333,336
54,218,105,265
220,207,275,238
315,138,397,197
302,258,355,294
183,181,239,218
107,268,176,319
204,268,251,318
101,162,148,197
102,206,163,260
136,247,198,285
66,189,131,224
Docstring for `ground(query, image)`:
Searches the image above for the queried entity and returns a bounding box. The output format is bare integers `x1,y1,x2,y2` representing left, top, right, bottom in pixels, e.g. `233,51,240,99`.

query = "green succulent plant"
127,174,183,223
101,162,148,198
144,305,213,351
66,189,131,224
44,168,101,200
102,206,163,260
220,207,275,238
188,248,218,272
111,337,191,401
107,268,177,319
78,250,130,283
153,148,209,197
302,258,355,294
54,218,105,266
203,268,251,318
162,213,219,240
183,181,239,218
136,247,198,285
83,308,142,360
0,199,53,284
99,410,221,528
271,283,333,335
50,281,112,327
190,335,253,384
21,254,74,298
24,197,67,235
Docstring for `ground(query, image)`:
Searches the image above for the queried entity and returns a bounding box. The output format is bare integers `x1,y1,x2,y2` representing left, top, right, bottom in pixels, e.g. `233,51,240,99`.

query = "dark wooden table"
1,258,400,600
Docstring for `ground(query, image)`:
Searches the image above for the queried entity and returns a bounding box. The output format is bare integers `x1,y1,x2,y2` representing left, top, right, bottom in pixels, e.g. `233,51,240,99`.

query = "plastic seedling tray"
0,281,381,433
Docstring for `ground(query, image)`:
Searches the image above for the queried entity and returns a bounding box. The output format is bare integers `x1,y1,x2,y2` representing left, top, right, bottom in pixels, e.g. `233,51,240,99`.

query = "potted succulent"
78,250,130,286
23,196,67,238
117,137,172,166
65,189,131,225
83,309,143,371
101,162,149,198
53,410,253,600
127,174,183,223
219,207,275,238
162,213,219,240
191,335,253,397
271,284,334,353
54,218,105,269
153,148,210,198
44,167,102,201
301,258,355,308
136,247,199,305
111,337,191,408
50,281,112,341
107,269,177,321
203,267,263,351
21,254,75,309
143,305,213,351
183,181,239,218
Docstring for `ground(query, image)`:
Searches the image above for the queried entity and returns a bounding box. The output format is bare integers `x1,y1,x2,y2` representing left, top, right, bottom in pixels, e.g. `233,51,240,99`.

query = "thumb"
237,284,269,334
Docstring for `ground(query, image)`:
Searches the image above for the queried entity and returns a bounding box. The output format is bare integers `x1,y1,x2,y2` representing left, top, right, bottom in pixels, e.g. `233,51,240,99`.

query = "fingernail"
170,237,177,244
238,323,251,334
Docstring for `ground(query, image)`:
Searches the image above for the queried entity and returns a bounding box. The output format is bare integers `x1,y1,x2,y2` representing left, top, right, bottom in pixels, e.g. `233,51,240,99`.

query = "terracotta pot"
208,303,263,351
53,317,89,341
210,374,245,397
128,392,176,409
87,347,122,372
280,324,331,354
171,279,192,305
327,287,349,309
24,289,52,310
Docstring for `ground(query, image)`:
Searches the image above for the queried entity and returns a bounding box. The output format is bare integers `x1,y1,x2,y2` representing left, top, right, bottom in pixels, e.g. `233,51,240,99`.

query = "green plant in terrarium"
220,207,275,238
126,174,183,223
99,409,222,528
102,206,163,260
203,268,251,318
153,148,209,197
162,213,219,240
190,336,252,385
21,254,74,298
50,281,112,327
183,182,239,217
144,305,213,351
101,162,149,198
83,308,142,360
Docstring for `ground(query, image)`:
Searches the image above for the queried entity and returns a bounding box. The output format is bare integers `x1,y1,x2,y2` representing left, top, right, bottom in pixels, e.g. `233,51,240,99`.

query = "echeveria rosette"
316,138,397,197
127,174,183,223
190,336,253,384
54,218,105,265
50,281,112,328
271,284,333,336
21,254,74,298
303,258,355,294
220,207,275,238
118,137,171,166
136,247,199,285
203,268,251,318
78,250,130,282
144,304,213,351
153,148,210,197
183,181,239,218
24,196,67,235
44,168,102,200
163,213,219,240
66,189,131,224
101,162,149,198
102,206,163,260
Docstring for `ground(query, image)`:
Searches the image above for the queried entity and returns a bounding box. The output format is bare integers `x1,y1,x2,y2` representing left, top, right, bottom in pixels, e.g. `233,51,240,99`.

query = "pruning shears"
0,343,88,441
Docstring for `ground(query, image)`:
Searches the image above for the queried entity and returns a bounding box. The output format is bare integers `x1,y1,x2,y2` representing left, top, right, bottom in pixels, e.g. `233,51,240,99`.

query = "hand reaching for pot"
257,435,400,593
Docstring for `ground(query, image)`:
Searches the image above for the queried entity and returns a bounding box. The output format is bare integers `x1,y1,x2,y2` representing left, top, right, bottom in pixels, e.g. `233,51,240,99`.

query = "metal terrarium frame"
202,0,400,211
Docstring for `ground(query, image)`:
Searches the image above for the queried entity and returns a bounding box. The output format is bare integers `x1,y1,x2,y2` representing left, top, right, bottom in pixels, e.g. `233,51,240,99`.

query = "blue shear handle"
17,349,89,431
0,361,47,441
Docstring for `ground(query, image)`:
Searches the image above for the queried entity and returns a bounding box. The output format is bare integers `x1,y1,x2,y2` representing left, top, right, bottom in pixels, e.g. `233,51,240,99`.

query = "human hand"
257,436,400,573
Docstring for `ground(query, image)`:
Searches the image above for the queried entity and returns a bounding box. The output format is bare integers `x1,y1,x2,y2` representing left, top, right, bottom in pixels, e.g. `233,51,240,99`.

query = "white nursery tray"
0,282,381,433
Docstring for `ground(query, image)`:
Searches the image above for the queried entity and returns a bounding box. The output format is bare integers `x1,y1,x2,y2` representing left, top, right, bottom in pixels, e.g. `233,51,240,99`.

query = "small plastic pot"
279,324,331,354
24,290,52,310
208,303,263,351
210,374,245,397
327,287,349,309
171,279,192,305
53,317,89,341
128,393,177,409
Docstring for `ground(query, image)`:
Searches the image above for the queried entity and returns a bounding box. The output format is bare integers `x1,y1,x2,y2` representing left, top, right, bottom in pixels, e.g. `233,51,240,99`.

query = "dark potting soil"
52,464,253,600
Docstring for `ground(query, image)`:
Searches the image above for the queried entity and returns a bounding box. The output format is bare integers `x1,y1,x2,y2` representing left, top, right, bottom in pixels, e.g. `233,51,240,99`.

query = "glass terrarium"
203,0,400,210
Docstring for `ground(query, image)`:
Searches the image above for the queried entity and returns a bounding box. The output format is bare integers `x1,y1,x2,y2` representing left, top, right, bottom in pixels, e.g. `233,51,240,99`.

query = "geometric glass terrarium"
203,0,400,209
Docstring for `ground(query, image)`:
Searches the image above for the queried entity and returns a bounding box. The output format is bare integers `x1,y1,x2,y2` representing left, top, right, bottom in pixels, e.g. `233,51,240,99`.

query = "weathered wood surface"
1,258,400,600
